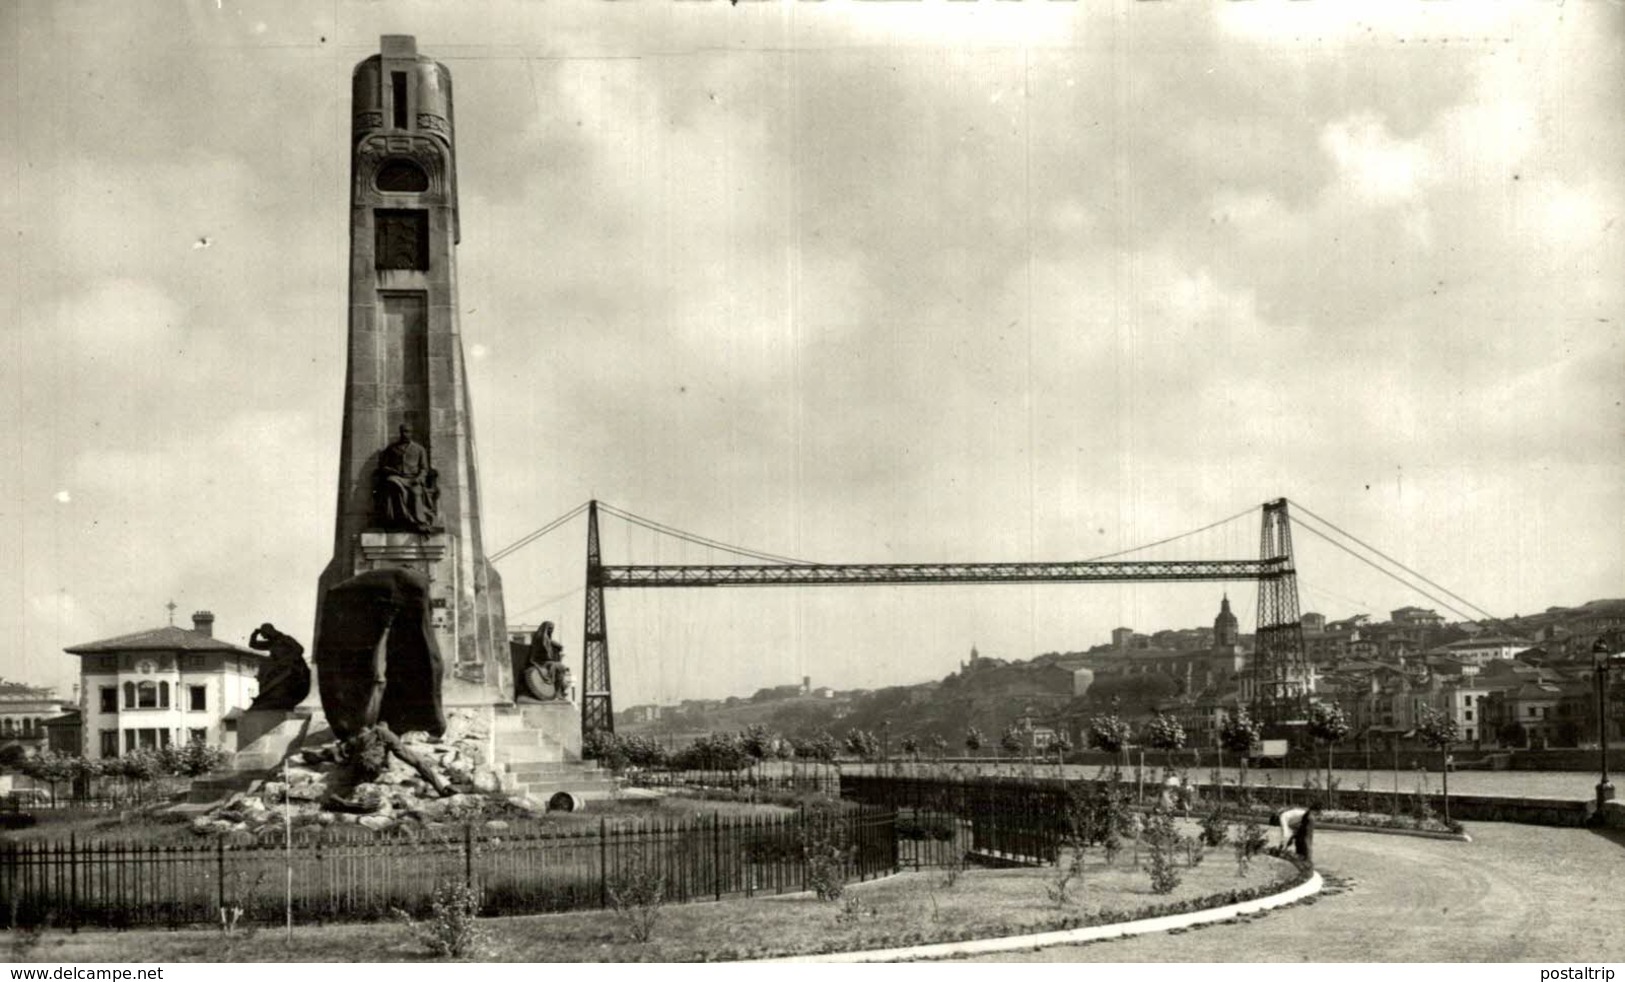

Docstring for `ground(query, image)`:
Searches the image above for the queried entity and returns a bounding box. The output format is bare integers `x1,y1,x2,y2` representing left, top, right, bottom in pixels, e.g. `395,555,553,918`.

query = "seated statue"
373,424,439,532
247,623,311,712
519,621,572,702
316,568,446,739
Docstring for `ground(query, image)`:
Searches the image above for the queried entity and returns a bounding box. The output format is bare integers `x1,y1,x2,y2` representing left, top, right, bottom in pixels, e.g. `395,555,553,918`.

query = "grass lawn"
15,844,1300,963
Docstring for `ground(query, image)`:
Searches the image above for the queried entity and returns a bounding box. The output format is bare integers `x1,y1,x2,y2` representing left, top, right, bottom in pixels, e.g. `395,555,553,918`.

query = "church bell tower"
314,35,510,707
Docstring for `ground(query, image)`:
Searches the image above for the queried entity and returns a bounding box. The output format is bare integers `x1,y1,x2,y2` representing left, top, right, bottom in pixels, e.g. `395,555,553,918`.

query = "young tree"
1049,732,1073,772
842,728,879,761
741,724,780,763
1416,706,1458,825
1000,724,1026,759
1088,714,1131,773
802,731,840,763
1218,707,1263,799
899,735,920,761
1141,712,1186,769
930,733,949,761
1307,702,1352,805
964,726,984,760
17,750,74,806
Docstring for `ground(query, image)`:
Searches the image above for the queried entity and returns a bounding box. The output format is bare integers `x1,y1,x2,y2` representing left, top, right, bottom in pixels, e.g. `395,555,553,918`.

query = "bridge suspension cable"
595,502,820,566
488,501,591,564
1287,498,1515,631
1287,509,1501,630
1077,504,1259,562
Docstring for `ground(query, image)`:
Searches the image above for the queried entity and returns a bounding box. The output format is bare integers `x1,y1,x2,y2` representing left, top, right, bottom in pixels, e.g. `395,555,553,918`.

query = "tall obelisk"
314,35,510,708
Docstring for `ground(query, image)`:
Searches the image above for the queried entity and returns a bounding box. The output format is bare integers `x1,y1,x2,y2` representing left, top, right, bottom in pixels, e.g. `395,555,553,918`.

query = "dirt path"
959,823,1625,962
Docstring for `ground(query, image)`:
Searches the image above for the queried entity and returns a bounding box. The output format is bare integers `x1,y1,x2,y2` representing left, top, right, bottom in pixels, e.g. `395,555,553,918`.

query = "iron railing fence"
2,806,899,930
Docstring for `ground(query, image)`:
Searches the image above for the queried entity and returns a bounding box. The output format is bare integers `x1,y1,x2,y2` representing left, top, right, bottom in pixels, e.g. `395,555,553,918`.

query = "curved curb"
756,870,1324,963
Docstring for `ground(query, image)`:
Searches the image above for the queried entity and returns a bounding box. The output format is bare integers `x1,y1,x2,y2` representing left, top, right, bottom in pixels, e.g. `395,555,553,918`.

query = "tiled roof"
64,625,261,656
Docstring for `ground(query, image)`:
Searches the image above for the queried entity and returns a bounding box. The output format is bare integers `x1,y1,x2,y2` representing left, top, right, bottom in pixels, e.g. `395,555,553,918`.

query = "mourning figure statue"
520,620,572,702
247,623,311,711
316,567,446,740
373,424,439,532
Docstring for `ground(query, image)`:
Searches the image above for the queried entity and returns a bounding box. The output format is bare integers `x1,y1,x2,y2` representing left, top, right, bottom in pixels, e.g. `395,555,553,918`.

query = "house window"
159,682,170,709
99,731,118,758
123,682,136,708
188,685,207,711
1465,710,1473,722
1528,707,1538,717
1,718,11,735
159,729,172,748
124,729,136,753
181,655,206,671
188,728,207,745
137,728,157,750
136,682,157,709
100,687,117,714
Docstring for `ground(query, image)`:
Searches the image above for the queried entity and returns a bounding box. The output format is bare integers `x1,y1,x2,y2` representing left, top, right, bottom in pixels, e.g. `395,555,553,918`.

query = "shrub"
582,730,627,770
1142,808,1183,894
801,808,854,901
1065,776,1135,864
833,895,878,925
1233,819,1268,878
669,732,751,771
395,881,489,959
607,858,666,944
1199,806,1229,848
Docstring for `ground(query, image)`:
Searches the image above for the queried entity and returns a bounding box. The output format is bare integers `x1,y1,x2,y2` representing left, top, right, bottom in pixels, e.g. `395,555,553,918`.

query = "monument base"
492,700,616,800
188,709,315,802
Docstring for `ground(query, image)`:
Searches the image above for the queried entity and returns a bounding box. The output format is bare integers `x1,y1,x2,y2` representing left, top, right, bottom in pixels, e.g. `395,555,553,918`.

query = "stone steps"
510,776,621,801
503,761,604,783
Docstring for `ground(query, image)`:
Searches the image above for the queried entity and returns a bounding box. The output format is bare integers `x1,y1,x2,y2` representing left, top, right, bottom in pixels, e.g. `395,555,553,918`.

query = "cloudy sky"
1,1,1620,708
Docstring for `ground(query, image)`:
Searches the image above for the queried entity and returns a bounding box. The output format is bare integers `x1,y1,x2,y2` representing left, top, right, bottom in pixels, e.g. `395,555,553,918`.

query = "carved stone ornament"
416,113,450,140
354,135,445,201
352,110,385,134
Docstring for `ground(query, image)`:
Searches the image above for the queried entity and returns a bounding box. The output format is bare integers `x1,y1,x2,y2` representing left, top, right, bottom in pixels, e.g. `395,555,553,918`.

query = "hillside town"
615,596,1625,758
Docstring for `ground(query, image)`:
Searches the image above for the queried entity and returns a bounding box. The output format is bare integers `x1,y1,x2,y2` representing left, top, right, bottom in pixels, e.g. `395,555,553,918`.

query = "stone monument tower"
314,35,509,709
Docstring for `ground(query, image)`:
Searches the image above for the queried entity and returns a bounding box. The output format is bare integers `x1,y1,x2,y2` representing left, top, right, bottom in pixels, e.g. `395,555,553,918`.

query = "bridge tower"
582,500,614,737
1252,498,1308,722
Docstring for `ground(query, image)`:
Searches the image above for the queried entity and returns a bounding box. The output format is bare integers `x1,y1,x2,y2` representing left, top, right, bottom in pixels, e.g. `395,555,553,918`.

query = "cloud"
1321,114,1429,206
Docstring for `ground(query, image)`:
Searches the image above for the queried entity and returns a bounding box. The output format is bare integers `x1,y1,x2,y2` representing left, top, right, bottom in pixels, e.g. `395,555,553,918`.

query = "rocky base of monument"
190,708,543,836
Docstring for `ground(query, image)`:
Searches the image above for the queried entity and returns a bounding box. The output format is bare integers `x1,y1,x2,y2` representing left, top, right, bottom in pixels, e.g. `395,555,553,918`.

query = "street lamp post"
1595,638,1617,809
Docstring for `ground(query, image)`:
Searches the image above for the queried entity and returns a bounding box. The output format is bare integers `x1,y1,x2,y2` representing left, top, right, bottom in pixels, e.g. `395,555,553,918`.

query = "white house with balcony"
64,611,267,759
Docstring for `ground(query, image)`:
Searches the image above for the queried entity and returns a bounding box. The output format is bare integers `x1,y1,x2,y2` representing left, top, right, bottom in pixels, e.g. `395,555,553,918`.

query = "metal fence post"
216,836,226,919
68,834,78,934
464,823,474,890
712,813,721,902
598,816,608,908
